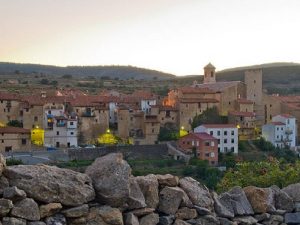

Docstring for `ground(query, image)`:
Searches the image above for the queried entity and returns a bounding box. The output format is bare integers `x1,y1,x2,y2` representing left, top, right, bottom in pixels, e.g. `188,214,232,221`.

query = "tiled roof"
178,87,217,94
182,132,217,141
0,127,30,134
201,124,237,128
0,92,20,101
270,122,286,126
194,81,243,92
180,98,219,103
278,114,294,119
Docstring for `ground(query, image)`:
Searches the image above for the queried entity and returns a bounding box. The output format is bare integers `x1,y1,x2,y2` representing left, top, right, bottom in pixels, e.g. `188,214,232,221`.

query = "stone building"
0,127,31,152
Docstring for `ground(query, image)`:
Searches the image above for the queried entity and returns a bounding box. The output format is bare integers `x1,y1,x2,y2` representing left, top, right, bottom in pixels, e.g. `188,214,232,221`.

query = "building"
262,114,297,148
194,124,238,154
0,127,31,152
228,111,256,140
178,132,218,165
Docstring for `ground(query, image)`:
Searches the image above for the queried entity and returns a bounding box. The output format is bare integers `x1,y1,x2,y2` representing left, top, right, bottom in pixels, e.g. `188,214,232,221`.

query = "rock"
158,187,185,215
86,207,107,225
218,186,254,216
40,203,63,218
244,186,275,213
85,153,131,208
0,176,9,195
128,178,146,210
4,164,95,206
175,207,197,220
2,217,26,225
173,219,190,225
139,213,159,225
284,212,300,224
11,198,40,221
125,213,139,225
193,205,211,215
0,154,6,175
45,214,67,225
179,177,213,210
193,215,220,225
156,174,179,187
232,216,257,225
212,192,234,218
0,198,13,217
89,206,123,225
129,208,155,217
254,213,271,222
135,175,159,208
272,188,294,212
159,216,175,225
181,190,193,208
217,217,236,225
67,217,87,225
3,186,26,202
28,222,46,225
282,183,300,202
62,204,89,218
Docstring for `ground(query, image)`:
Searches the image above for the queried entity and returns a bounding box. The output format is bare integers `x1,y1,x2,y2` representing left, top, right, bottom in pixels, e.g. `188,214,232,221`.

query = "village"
0,63,299,166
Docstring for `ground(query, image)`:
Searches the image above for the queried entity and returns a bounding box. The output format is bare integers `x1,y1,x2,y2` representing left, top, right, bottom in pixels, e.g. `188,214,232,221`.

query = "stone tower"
203,63,216,84
244,69,263,104
244,69,264,125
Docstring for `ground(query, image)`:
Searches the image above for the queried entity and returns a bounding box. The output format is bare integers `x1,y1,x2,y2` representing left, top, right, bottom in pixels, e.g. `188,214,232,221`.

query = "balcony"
6,102,11,108
56,122,66,127
81,112,95,117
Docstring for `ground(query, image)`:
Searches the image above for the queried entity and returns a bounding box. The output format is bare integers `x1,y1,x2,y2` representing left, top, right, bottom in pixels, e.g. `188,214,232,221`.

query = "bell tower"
203,63,216,84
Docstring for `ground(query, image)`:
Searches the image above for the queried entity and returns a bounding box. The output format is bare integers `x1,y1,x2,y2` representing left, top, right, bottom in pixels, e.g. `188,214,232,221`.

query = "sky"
1,0,300,75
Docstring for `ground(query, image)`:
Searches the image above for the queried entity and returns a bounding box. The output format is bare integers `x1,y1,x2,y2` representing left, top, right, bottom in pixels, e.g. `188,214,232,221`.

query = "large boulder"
282,183,300,202
135,175,159,208
156,174,179,187
212,192,234,218
243,186,275,213
158,187,185,215
271,185,294,212
218,187,254,216
85,153,132,208
4,165,95,206
10,198,40,221
179,177,213,210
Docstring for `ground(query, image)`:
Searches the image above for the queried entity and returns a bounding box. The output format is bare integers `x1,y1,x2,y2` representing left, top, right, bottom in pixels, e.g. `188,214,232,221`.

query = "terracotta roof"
277,114,294,119
178,87,217,94
159,106,178,111
182,132,217,141
229,111,255,117
201,124,237,128
270,122,286,126
0,92,20,101
237,98,254,104
0,127,30,134
180,98,219,103
194,81,243,92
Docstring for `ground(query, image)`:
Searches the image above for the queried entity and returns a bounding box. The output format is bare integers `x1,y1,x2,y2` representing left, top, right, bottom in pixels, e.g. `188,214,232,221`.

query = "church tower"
203,63,216,84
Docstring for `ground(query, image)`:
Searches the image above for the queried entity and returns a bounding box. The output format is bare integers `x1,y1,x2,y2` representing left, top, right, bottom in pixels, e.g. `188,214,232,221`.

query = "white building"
262,114,297,148
44,111,78,148
141,99,156,114
194,124,238,154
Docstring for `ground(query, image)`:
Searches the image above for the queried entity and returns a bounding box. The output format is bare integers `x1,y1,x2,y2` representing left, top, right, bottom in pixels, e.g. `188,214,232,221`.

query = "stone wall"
0,153,299,225
68,144,169,161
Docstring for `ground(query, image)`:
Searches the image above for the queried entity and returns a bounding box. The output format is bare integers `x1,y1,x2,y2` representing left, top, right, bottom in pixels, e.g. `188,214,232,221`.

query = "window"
224,139,228,144
217,130,220,136
254,80,256,83
7,108,10,113
211,71,214,77
277,127,279,131
56,131,59,136
287,119,290,124
231,147,235,152
231,130,234,135
218,139,220,144
211,141,215,147
211,152,215,157
152,128,154,133
205,142,210,146
1,140,3,143
196,141,199,146
166,110,170,117
21,139,26,145
231,139,234,143
71,132,74,135
210,131,213,135
70,122,74,125
205,153,210,157
192,141,195,146
34,116,38,122
224,131,227,136
48,110,51,114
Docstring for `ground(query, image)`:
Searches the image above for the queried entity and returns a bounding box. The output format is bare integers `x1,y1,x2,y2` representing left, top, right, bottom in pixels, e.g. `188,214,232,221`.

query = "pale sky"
1,0,300,75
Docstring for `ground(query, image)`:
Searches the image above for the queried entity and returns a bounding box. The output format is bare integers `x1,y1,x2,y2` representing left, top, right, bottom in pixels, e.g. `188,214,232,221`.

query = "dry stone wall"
0,153,299,225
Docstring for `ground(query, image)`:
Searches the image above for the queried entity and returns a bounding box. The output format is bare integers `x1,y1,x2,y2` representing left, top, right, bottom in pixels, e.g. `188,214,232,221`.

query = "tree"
7,120,23,128
158,123,179,142
191,107,228,129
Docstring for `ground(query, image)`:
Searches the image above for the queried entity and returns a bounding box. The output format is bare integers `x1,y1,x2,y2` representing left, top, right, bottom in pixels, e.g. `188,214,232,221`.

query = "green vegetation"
217,160,300,193
191,107,228,129
158,123,179,142
6,158,23,166
7,120,23,128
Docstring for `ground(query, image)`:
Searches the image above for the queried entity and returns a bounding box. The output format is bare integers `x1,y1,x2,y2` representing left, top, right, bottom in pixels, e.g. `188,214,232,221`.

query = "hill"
216,62,300,94
0,62,175,80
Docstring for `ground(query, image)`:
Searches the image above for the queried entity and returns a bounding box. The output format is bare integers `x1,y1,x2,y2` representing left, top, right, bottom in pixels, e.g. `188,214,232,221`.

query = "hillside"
0,62,175,80
216,62,300,94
